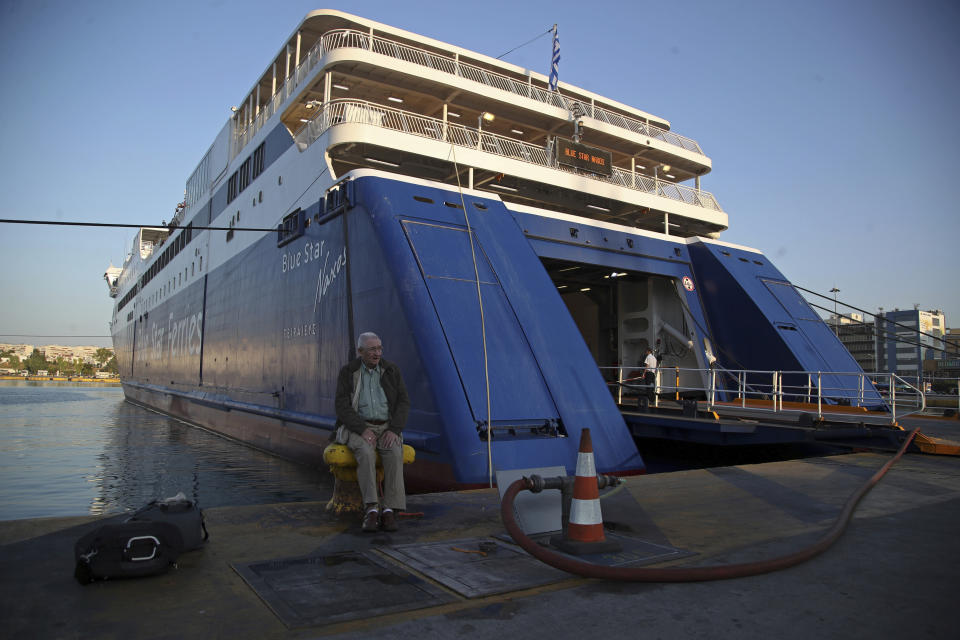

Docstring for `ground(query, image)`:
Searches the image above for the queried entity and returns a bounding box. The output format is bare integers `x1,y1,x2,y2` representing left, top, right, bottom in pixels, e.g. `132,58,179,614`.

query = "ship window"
473,203,488,210
738,257,749,263
252,142,265,179
239,157,251,192
227,171,239,203
720,250,731,256
444,202,464,209
413,196,434,204
753,260,763,266
277,208,304,247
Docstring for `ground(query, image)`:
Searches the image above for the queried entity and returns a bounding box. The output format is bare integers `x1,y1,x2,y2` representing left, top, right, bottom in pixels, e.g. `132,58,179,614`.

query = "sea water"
0,381,332,521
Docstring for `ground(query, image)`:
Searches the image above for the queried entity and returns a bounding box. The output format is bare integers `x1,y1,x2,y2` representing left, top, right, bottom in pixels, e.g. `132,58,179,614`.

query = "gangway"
604,366,947,451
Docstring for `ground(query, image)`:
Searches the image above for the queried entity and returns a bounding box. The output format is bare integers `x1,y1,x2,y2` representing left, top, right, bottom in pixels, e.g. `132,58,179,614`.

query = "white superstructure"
112,9,728,334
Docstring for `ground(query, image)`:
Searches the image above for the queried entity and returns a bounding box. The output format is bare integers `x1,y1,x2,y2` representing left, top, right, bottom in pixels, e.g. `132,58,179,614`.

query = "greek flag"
548,25,560,91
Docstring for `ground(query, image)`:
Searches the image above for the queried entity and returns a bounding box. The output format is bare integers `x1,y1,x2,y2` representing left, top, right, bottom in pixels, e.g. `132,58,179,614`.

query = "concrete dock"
2,417,958,639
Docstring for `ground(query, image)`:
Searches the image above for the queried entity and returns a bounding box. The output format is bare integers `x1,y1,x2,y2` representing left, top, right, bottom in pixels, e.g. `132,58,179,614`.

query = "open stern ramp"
351,173,646,484
687,241,884,407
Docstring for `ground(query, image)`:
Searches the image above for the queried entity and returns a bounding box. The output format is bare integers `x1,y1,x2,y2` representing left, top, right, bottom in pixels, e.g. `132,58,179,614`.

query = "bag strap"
126,499,159,521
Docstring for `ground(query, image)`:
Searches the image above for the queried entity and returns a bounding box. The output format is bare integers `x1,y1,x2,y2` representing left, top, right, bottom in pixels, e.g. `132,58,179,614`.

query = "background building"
0,344,35,360
946,328,960,357
829,309,951,383
830,312,879,372
878,308,946,381
0,343,114,373
927,327,960,393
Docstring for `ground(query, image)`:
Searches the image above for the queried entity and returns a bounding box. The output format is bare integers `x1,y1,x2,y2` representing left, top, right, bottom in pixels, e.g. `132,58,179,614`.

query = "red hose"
500,429,918,582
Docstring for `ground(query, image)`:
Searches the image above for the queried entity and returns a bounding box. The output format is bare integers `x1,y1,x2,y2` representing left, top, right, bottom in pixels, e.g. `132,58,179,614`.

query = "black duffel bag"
126,493,209,551
74,520,184,584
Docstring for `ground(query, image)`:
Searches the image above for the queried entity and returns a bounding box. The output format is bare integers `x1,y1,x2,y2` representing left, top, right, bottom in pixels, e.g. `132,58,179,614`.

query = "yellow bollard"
322,443,416,514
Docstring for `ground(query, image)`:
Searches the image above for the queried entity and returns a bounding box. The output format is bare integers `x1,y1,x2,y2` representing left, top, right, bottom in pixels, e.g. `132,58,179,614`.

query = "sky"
0,0,957,348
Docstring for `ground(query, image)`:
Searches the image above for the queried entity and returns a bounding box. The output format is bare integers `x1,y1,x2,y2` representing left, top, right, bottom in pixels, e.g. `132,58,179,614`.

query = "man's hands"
379,430,401,449
362,427,400,449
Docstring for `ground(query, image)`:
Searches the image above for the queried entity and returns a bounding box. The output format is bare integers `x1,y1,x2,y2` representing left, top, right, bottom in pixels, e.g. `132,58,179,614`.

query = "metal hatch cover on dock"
380,537,566,598
232,550,455,628
382,534,693,599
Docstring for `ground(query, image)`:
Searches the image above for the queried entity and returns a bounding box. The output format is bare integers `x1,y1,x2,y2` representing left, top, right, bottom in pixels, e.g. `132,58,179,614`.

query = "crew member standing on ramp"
643,346,658,402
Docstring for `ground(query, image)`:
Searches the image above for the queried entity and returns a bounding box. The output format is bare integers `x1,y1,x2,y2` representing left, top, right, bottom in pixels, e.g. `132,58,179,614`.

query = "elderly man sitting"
333,332,410,532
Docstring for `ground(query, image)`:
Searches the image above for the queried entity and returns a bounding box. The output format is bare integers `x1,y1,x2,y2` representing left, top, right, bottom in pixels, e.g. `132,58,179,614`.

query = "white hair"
357,332,380,350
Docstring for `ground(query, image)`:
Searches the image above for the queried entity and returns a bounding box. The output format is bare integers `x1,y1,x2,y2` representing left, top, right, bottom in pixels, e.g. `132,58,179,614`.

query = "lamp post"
875,307,883,373
570,103,584,143
830,287,840,336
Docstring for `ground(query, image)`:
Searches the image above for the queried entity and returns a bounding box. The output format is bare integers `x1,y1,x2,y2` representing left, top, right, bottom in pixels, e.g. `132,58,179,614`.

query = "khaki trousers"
344,422,406,510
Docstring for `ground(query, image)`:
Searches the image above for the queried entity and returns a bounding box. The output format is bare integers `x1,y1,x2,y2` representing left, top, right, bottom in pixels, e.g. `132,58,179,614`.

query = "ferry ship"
104,10,880,490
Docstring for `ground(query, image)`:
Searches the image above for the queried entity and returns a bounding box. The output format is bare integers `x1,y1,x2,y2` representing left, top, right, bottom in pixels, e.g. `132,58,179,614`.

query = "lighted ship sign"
555,139,613,177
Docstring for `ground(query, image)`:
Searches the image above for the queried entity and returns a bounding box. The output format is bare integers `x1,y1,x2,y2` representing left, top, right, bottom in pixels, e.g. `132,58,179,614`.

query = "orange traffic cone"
551,428,622,555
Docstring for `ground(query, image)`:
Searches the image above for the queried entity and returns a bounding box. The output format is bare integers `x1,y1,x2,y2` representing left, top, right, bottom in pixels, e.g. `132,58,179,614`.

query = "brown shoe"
380,509,398,532
362,509,379,532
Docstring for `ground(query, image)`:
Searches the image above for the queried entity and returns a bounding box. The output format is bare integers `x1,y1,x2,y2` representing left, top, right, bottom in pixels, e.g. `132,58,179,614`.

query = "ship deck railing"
233,28,706,161
603,365,929,424
295,99,723,213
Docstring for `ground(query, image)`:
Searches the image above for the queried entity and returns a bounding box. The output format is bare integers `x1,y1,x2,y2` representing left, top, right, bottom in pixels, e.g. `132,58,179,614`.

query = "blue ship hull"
113,173,876,490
